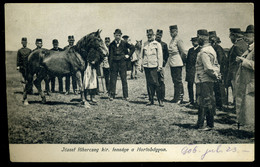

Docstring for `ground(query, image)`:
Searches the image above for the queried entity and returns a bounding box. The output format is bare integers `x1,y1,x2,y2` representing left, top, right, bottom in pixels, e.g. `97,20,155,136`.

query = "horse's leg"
75,71,90,108
34,69,47,103
23,73,33,105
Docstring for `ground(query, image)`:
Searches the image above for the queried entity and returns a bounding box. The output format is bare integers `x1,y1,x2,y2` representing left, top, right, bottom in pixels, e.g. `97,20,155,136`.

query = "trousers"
103,67,110,93
170,66,184,100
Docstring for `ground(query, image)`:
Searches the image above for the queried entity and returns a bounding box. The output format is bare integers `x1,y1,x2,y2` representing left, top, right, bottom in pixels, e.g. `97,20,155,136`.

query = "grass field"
6,51,254,144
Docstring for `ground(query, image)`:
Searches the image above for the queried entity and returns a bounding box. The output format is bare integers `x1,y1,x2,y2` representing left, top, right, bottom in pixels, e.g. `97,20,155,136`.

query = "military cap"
21,37,27,41
122,35,129,39
36,38,42,43
146,29,154,35
229,28,242,34
169,25,178,30
114,29,122,35
190,37,198,41
68,35,75,41
156,29,163,35
245,25,254,34
105,37,110,41
209,31,217,37
197,29,209,36
52,39,59,44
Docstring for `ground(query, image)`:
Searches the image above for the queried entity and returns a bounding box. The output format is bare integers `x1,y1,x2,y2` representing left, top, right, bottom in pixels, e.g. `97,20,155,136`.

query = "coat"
142,40,163,68
235,43,254,125
17,47,31,68
185,46,200,83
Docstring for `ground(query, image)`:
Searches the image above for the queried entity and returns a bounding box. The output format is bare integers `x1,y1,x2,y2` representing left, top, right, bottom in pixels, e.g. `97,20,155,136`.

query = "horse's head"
135,40,142,50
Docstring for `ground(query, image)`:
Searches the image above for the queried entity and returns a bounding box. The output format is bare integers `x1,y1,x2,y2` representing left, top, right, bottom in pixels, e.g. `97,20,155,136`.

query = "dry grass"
6,51,254,144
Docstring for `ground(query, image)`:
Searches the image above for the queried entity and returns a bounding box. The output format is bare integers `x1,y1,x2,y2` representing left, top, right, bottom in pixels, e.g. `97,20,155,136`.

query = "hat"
229,28,242,34
105,37,110,41
122,35,129,39
146,29,154,35
21,37,27,42
35,38,42,43
68,35,75,41
190,37,198,41
197,29,209,36
114,29,122,35
244,25,254,34
209,31,217,37
156,29,163,35
52,39,58,44
169,25,178,30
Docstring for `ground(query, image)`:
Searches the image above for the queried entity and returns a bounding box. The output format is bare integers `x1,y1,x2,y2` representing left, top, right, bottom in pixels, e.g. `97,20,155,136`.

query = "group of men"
17,24,254,131
17,35,79,95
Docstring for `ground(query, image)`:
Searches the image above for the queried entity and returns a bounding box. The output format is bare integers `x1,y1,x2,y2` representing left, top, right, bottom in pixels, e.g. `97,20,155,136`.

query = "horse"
22,30,109,107
130,40,142,79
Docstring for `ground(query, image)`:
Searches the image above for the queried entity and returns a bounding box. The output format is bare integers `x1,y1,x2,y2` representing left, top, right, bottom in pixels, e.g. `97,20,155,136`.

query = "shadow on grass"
216,128,254,139
28,100,80,106
181,110,198,115
215,113,237,124
129,100,147,105
171,123,197,129
14,91,39,95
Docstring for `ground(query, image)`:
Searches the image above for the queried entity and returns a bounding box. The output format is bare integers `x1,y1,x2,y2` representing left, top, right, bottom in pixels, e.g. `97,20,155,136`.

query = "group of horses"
23,30,109,108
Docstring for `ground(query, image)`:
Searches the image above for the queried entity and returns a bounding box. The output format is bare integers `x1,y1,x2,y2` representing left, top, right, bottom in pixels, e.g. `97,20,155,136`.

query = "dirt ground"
6,51,254,144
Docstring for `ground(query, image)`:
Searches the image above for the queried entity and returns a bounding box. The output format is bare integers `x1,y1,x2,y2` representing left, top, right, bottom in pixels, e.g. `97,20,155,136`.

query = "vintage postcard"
5,3,254,162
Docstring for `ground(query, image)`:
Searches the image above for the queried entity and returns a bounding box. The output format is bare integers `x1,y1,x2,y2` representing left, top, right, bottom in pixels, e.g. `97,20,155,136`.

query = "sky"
5,3,254,51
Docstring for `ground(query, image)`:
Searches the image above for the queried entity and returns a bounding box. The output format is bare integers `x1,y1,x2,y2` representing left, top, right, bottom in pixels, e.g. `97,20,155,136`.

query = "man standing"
168,25,186,104
235,25,254,129
155,29,169,101
226,28,247,105
50,39,64,93
64,35,78,95
101,37,111,94
17,37,32,93
185,37,200,105
141,29,164,107
195,29,220,131
109,29,135,101
33,38,43,51
122,35,134,74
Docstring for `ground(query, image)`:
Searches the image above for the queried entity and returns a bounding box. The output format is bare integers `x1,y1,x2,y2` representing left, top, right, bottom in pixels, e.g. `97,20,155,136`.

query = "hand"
91,61,95,64
138,65,144,73
125,55,130,59
17,66,20,70
236,56,245,63
157,67,162,72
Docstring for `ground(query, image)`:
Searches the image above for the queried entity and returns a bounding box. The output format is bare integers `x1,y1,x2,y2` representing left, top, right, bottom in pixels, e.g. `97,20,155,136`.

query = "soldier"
195,29,220,131
33,38,43,51
122,35,134,76
141,29,164,107
185,37,200,106
16,37,32,93
50,39,64,93
226,28,248,105
155,29,169,101
64,35,78,95
101,37,111,94
168,25,187,104
109,29,135,101
209,31,227,110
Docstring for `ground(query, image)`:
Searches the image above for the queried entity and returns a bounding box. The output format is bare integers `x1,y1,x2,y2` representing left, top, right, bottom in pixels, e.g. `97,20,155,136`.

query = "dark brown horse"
23,30,108,107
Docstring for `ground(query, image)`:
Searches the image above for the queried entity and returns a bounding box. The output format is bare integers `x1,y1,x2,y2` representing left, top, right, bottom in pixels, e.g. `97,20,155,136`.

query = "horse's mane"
74,32,96,53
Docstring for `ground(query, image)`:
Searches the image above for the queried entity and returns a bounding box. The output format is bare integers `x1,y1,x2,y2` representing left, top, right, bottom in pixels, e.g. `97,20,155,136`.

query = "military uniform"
17,39,31,81
101,37,111,93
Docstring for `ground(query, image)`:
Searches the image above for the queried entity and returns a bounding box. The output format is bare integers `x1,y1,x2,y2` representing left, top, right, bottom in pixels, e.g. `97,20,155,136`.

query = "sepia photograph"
5,3,254,162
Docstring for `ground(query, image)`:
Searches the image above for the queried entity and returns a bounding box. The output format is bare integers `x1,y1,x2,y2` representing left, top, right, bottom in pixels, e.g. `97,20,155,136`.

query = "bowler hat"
197,29,209,36
68,35,75,41
146,29,154,35
190,37,198,41
209,31,217,37
156,29,163,35
169,25,178,30
122,35,129,39
36,38,42,43
114,29,122,35
245,25,254,34
105,37,110,41
21,37,27,42
52,39,58,44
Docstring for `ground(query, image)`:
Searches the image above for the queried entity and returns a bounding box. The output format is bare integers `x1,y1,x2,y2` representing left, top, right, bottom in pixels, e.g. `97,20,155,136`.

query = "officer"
50,39,64,93
109,29,135,101
155,29,169,101
17,37,32,93
195,29,220,131
141,29,163,107
64,35,78,95
168,25,186,104
186,37,200,106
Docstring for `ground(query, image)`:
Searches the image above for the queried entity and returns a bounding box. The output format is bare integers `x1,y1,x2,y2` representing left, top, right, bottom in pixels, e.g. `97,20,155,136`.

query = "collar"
194,45,199,50
248,42,254,51
201,43,211,48
115,39,121,44
148,39,155,43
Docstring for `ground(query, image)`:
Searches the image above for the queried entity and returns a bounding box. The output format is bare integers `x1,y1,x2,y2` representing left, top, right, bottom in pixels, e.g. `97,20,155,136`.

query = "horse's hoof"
23,100,29,106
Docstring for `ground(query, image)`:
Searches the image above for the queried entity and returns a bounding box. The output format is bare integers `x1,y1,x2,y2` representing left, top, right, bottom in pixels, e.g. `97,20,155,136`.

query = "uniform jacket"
212,44,226,75
226,38,248,83
195,43,220,83
235,43,254,125
185,45,200,82
168,35,186,67
17,47,31,68
141,40,163,68
156,40,169,67
109,40,135,61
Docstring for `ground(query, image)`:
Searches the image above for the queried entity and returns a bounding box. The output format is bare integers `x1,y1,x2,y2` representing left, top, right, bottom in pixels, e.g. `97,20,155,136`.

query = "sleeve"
201,52,218,78
177,39,187,62
163,43,169,67
17,50,21,67
127,42,135,56
157,43,163,68
242,59,254,71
